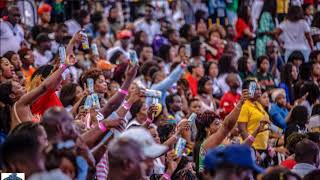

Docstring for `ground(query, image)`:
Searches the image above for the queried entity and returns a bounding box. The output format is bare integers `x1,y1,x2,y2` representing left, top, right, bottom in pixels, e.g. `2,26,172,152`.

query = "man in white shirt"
65,9,90,36
134,4,160,44
106,29,132,61
33,33,53,67
0,6,24,56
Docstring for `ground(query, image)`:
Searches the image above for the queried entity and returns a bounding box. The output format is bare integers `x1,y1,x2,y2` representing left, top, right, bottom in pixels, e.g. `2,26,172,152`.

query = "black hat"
36,33,52,44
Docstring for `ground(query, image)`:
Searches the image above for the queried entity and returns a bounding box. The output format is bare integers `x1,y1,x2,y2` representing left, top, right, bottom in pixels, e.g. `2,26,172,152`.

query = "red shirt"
31,89,63,115
186,74,198,97
219,92,241,119
281,159,296,170
235,18,252,40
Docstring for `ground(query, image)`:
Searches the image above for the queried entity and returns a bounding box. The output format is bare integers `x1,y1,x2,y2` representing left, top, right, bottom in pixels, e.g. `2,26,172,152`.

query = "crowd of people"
1,0,320,179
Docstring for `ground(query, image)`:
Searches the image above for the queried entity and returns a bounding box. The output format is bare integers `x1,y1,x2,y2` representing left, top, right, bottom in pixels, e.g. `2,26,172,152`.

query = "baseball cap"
271,88,286,102
120,127,168,158
307,115,320,132
37,3,52,15
116,30,132,39
36,33,52,44
204,144,264,173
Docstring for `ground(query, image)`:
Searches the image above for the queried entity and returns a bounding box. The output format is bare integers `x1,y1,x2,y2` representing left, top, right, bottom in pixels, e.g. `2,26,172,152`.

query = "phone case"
92,93,101,109
84,95,93,109
87,78,94,93
59,46,66,64
129,50,138,65
175,137,187,157
91,43,99,56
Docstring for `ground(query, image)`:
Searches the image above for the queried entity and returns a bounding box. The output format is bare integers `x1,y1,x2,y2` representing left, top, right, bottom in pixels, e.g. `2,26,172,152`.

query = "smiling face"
1,57,15,79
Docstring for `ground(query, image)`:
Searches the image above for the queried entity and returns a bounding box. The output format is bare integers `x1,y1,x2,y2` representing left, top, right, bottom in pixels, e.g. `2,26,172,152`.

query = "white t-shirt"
65,19,81,36
279,20,311,50
33,49,53,67
134,19,160,44
0,20,24,56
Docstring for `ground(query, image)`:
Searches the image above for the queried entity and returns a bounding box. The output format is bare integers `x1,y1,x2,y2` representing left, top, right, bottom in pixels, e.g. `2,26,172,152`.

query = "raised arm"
100,63,138,118
203,90,248,151
17,67,65,106
152,63,186,91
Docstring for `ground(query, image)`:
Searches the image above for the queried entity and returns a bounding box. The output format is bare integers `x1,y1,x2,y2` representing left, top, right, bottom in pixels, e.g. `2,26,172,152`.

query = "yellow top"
238,100,270,150
277,0,289,14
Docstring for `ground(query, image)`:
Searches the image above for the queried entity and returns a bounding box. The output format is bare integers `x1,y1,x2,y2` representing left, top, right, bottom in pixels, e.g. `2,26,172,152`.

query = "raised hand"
147,104,159,120
166,150,180,174
70,31,85,45
128,85,144,104
125,62,139,83
240,89,249,103
257,119,271,133
103,118,126,132
294,92,308,106
66,54,77,66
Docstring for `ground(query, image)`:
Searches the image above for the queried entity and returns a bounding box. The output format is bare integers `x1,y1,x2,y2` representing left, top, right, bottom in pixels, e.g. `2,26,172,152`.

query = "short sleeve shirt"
237,100,270,150
279,20,311,50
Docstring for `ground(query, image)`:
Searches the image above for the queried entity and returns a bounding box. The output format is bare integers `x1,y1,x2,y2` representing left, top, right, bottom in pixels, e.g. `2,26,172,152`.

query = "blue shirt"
146,64,185,106
269,103,288,130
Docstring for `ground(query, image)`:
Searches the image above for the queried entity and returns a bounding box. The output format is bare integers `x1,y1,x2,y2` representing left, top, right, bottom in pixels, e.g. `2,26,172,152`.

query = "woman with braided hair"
193,89,249,177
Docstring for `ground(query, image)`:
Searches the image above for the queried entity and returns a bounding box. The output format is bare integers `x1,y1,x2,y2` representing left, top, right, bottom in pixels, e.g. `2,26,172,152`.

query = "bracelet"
247,135,255,143
98,122,107,132
122,100,132,110
162,173,171,180
118,88,128,96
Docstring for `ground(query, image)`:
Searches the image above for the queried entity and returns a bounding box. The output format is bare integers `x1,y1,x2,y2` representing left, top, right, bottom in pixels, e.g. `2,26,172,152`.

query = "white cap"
120,127,168,158
271,88,286,102
28,169,71,180
307,115,320,132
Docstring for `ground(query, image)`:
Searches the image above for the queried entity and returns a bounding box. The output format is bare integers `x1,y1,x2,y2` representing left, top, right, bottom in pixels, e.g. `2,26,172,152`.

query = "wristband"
146,118,153,124
122,100,132,110
162,173,171,180
118,88,128,96
59,63,68,70
247,135,255,143
98,122,107,132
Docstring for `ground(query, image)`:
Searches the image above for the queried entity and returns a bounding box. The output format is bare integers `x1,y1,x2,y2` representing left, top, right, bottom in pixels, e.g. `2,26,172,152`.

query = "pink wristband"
122,100,132,110
118,88,128,96
146,118,153,124
98,122,107,132
59,64,68,70
162,173,171,180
